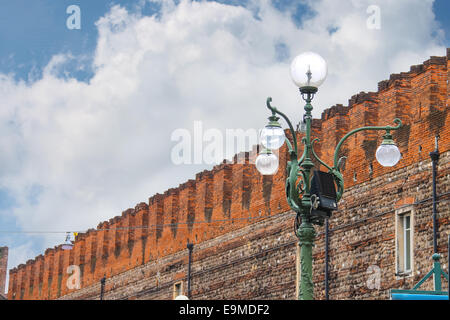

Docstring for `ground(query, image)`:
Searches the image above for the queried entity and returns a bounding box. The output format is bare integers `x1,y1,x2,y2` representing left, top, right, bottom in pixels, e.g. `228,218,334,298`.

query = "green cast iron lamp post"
255,52,403,300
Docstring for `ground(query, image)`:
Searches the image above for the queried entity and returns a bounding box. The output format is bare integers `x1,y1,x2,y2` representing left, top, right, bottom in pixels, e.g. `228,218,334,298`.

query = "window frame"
173,281,184,299
395,206,414,278
403,214,411,272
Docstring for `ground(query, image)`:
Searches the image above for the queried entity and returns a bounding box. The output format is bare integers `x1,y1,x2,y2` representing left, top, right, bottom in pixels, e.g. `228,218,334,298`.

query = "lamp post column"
430,135,440,254
255,52,403,301
297,221,316,300
187,242,194,299
297,91,316,300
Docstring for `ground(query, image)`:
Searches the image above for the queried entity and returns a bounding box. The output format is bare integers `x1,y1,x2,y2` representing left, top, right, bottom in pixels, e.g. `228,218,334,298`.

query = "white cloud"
0,0,446,270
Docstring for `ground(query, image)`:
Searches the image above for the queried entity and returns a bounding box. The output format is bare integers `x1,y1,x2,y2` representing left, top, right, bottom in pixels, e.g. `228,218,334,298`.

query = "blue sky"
433,0,450,38
0,0,448,82
0,0,143,81
0,0,321,257
0,0,291,81
0,0,448,289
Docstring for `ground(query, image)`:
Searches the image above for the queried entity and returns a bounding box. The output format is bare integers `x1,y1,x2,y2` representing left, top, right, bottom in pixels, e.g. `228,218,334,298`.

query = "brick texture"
7,49,450,300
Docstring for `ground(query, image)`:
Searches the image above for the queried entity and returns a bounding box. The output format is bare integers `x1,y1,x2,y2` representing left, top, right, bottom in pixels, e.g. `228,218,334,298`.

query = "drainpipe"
100,276,106,300
187,242,194,299
430,135,440,254
325,218,329,300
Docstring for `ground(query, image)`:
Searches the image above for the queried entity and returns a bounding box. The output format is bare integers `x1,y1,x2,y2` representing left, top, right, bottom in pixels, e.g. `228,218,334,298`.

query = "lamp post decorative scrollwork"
254,52,403,300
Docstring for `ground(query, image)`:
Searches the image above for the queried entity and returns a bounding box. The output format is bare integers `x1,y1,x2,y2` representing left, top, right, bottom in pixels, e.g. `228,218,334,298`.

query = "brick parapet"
56,146,449,300
8,49,450,300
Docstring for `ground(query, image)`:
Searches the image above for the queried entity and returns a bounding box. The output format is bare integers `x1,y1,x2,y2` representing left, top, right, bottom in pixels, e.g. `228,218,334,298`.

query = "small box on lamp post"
310,171,338,226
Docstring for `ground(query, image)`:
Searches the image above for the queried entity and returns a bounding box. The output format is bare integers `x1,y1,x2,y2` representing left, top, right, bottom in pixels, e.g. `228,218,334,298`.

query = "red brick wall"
8,49,450,300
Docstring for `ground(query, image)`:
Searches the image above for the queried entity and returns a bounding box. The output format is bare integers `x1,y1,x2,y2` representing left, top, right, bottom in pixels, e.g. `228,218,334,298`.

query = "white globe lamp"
290,52,328,91
255,149,279,176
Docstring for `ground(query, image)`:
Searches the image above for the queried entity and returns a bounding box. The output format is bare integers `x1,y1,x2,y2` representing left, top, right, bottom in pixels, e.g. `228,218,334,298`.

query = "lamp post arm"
285,137,295,155
286,159,302,212
266,97,298,155
311,138,333,172
333,119,402,170
298,137,307,164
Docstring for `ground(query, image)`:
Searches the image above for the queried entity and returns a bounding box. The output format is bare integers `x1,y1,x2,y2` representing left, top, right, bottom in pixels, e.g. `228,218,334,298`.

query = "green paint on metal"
412,254,449,291
391,289,448,295
392,254,449,298
261,94,403,300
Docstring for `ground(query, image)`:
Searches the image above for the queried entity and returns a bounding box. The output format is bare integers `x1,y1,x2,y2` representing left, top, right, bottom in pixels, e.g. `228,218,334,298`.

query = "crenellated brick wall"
7,49,450,300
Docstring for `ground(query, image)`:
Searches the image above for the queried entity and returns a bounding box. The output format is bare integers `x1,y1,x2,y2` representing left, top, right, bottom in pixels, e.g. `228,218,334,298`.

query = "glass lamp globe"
290,52,328,89
255,150,279,175
260,125,285,150
376,143,401,167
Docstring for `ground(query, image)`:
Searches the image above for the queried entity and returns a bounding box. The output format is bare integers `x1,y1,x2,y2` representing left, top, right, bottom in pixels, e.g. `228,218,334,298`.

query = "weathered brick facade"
7,49,450,300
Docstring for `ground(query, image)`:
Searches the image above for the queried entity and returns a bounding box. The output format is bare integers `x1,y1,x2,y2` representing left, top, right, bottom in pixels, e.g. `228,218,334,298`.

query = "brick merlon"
423,56,447,66
321,104,349,121
97,221,110,230
195,169,214,181
149,193,164,205
410,64,425,74
348,91,378,107
109,215,121,224
134,202,148,212
212,162,231,174
179,179,196,191
122,208,135,217
44,248,55,255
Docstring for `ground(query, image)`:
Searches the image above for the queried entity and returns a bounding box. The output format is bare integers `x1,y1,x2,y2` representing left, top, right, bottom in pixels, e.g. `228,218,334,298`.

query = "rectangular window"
396,211,413,275
404,215,411,272
173,281,183,299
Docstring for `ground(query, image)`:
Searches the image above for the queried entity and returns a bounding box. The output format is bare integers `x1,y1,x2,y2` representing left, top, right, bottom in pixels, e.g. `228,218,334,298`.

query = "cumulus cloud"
0,0,446,270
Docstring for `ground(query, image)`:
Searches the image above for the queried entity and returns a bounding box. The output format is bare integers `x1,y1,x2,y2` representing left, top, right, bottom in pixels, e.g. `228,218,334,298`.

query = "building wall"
55,150,449,300
0,247,8,297
8,49,450,300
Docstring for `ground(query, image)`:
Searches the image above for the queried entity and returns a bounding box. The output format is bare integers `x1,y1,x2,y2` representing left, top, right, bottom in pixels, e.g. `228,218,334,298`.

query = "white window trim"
173,281,184,299
395,206,415,279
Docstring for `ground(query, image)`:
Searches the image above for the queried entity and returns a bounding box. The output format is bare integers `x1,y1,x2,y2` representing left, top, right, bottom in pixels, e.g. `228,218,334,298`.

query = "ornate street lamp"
255,52,402,300
61,232,75,250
